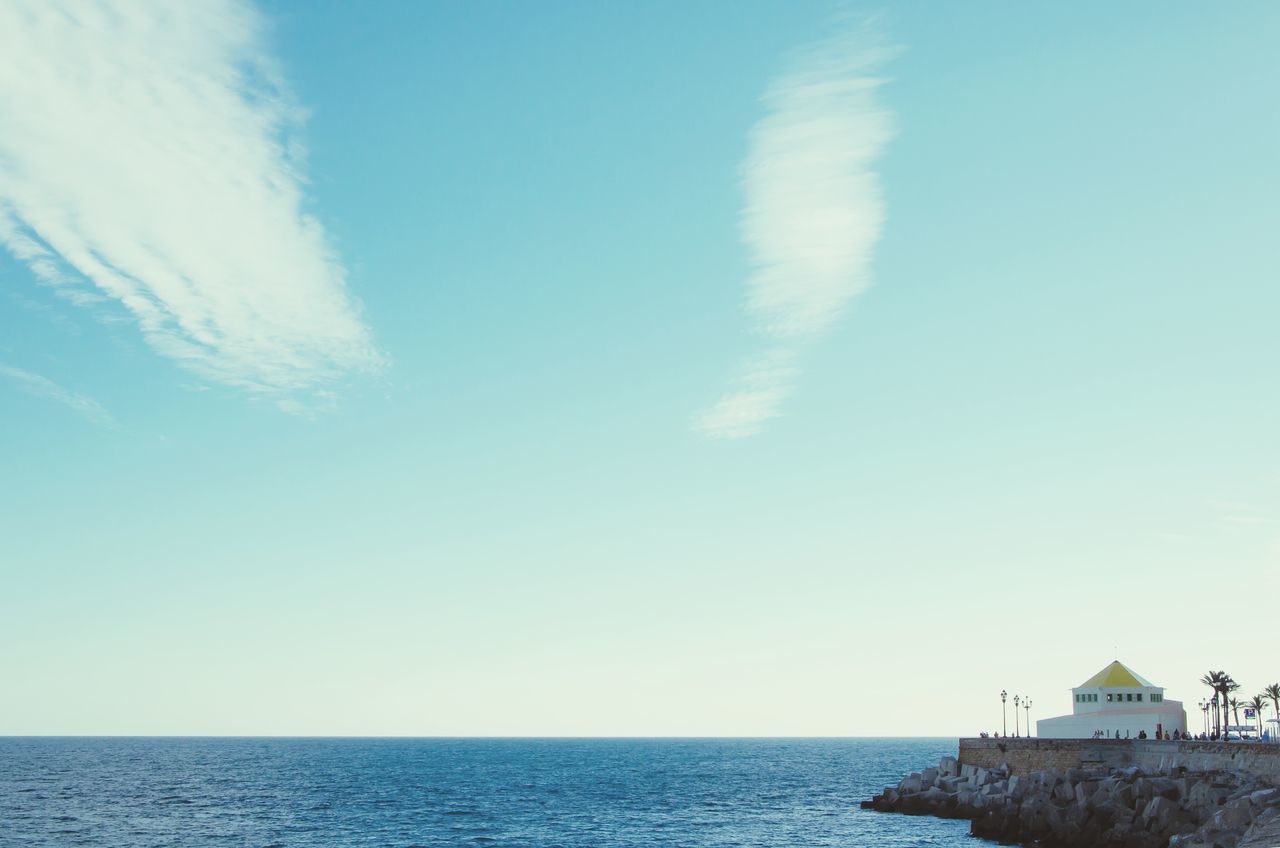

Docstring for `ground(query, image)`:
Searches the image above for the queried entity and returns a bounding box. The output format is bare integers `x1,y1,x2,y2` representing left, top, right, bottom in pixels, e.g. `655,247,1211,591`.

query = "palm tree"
1224,677,1241,737
1201,671,1226,736
1265,684,1280,740
1229,697,1242,734
1248,696,1267,738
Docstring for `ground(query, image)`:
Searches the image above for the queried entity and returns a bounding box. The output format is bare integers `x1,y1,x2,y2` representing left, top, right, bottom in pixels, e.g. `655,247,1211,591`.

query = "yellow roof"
1078,660,1156,689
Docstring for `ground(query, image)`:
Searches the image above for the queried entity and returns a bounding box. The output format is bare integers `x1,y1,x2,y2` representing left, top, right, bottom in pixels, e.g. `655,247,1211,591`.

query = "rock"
1142,796,1180,831
1215,797,1256,830
1075,780,1099,807
1113,782,1137,808
868,748,1280,848
1248,788,1279,806
1189,780,1229,808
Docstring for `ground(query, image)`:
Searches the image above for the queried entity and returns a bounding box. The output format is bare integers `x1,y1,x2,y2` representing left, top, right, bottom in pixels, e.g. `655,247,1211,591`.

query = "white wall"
1038,701,1187,739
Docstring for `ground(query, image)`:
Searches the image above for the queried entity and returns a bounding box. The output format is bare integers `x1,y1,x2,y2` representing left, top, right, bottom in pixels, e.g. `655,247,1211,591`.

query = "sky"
1,0,1278,737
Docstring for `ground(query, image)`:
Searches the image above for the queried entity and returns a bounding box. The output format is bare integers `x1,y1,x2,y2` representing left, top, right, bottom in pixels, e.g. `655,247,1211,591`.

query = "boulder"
1113,782,1137,808
1189,780,1229,808
1248,788,1280,806
1142,796,1180,832
1214,797,1256,830
1075,780,1100,807
921,786,952,803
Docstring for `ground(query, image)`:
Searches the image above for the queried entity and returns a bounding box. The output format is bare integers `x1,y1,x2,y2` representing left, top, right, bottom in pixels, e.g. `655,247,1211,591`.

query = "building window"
1126,693,1133,702
1137,694,1142,702
1107,694,1113,702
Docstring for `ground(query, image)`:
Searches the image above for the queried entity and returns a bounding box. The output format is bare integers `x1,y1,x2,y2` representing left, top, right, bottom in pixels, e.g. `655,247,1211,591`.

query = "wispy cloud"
0,0,382,399
0,363,114,426
695,25,896,438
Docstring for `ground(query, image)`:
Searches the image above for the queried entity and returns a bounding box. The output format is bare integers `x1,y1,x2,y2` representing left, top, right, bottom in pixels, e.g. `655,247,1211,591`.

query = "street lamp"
1212,697,1219,739
1014,695,1021,737
1025,698,1033,738
1001,690,1007,737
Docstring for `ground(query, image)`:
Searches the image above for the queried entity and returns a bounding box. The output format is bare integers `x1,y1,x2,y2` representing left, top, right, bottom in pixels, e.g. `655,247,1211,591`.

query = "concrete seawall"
958,738,1280,783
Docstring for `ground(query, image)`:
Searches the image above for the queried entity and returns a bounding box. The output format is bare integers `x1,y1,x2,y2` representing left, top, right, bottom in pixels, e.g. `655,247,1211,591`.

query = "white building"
1036,660,1188,739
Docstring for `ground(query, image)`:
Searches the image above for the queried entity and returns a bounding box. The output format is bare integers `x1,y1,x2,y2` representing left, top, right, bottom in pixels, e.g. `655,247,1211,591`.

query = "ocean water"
0,737,976,847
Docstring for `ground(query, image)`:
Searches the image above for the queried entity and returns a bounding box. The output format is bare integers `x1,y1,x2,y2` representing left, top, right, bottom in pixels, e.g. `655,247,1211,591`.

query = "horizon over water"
0,737,981,847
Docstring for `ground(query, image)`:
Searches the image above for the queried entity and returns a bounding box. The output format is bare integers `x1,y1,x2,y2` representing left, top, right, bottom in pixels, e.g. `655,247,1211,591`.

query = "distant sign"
1225,725,1255,732
1244,708,1257,719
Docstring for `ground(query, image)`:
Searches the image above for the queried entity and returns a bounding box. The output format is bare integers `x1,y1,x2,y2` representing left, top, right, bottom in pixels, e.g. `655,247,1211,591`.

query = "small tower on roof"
1070,660,1166,712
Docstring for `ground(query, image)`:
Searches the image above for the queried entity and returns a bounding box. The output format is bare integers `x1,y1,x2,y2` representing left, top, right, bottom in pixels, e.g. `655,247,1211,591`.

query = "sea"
0,737,979,847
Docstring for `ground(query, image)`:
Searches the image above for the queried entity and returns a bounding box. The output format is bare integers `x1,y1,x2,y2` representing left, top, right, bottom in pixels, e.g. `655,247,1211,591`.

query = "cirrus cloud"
695,26,896,439
0,0,383,399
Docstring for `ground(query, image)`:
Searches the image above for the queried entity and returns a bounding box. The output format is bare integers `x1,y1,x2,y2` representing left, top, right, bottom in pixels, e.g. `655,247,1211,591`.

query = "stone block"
1216,797,1255,830
1249,787,1280,806
1189,780,1229,808
921,786,953,804
1142,796,1180,831
1075,780,1100,807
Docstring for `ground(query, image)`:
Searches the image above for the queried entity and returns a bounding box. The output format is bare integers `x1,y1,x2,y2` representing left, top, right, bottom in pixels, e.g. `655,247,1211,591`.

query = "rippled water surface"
0,737,977,847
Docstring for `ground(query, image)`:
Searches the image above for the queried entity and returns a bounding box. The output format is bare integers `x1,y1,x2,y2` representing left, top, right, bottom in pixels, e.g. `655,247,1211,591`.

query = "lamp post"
1211,697,1219,738
1001,690,1007,737
1025,698,1033,738
1014,695,1021,737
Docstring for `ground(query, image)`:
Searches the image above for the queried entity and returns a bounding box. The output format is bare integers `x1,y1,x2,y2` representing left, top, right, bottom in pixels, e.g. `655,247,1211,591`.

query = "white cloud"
696,26,896,438
692,348,796,439
0,363,114,426
0,0,382,396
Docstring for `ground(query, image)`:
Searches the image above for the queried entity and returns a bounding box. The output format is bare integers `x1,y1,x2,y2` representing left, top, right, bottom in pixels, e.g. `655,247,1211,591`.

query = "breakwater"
862,739,1280,848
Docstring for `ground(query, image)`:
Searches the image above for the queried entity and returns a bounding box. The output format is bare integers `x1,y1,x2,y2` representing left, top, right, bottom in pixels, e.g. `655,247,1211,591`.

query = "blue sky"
2,0,1278,735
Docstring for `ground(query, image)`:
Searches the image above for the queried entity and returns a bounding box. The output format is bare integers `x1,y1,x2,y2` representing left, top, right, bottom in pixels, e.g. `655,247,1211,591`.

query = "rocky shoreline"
861,754,1280,848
